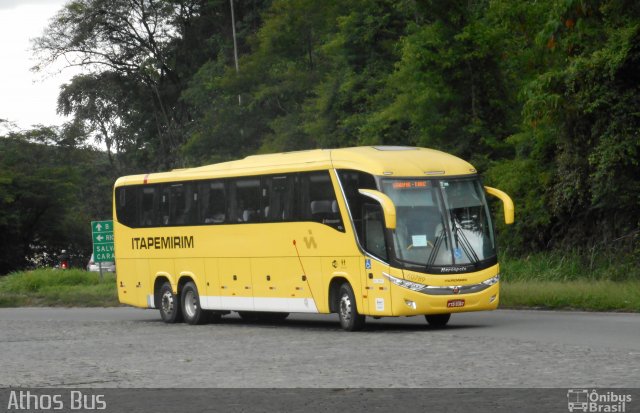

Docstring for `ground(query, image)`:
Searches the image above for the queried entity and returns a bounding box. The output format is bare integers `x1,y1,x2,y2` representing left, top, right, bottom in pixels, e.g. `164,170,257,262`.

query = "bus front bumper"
386,275,500,316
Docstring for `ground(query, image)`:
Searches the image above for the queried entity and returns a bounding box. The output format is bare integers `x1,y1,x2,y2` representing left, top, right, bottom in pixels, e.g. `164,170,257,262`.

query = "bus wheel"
159,282,183,323
181,281,208,325
425,314,451,328
338,283,365,331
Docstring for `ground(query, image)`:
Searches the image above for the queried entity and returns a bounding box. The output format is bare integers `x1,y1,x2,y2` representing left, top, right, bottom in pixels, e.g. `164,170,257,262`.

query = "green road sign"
92,232,114,243
92,220,115,262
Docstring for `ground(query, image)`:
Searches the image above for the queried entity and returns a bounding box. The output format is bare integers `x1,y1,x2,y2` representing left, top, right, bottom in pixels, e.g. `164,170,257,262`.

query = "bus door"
361,203,393,316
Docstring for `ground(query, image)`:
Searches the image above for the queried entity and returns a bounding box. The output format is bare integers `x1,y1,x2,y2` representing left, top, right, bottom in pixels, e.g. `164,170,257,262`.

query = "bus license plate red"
447,299,465,308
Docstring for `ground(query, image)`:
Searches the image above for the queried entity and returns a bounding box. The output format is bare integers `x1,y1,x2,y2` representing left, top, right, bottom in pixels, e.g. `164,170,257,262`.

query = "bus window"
200,180,227,224
169,183,195,225
363,203,388,260
304,171,343,231
337,170,377,243
139,187,158,227
263,175,295,222
115,186,138,227
235,178,261,223
159,186,170,225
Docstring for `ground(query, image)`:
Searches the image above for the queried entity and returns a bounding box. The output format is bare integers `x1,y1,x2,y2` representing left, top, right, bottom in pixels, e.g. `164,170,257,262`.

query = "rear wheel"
338,283,365,331
159,282,182,323
425,313,451,328
181,281,210,325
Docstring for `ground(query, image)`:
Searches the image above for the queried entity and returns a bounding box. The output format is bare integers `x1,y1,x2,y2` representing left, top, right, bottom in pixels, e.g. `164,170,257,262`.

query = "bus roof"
114,146,477,186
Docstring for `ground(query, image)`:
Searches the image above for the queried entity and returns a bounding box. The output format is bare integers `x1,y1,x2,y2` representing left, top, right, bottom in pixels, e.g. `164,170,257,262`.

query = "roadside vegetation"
500,251,639,311
2,0,639,280
0,269,118,307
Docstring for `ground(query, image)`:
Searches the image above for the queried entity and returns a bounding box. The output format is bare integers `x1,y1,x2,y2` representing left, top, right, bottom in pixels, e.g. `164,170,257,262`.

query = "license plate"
447,299,465,308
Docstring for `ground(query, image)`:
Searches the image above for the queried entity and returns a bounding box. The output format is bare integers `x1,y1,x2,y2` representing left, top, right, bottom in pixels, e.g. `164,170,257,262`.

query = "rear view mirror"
358,189,396,229
484,186,515,224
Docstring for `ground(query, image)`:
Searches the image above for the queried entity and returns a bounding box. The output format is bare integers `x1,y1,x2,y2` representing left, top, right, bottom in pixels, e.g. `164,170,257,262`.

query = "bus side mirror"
484,186,515,225
358,189,396,229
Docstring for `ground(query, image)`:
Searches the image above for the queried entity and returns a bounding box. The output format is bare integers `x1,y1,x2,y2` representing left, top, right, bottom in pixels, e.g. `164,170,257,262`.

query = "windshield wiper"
426,229,446,267
450,216,480,264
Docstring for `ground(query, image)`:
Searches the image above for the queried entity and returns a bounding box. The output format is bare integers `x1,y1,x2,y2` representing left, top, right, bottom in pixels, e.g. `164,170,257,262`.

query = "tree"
365,0,515,168
503,0,640,249
0,128,114,274
57,72,148,171
33,0,224,169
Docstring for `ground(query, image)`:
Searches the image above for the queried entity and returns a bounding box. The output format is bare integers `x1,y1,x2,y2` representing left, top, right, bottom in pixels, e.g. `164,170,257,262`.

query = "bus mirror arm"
358,189,396,229
484,186,515,225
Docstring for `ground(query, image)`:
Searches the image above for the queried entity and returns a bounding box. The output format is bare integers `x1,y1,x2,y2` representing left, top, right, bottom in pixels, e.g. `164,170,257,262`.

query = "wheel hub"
184,290,197,318
339,294,352,322
161,291,174,314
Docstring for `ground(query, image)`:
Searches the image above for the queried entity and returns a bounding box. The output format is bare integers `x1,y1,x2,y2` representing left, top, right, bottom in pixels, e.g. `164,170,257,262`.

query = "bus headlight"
383,272,424,292
482,274,500,286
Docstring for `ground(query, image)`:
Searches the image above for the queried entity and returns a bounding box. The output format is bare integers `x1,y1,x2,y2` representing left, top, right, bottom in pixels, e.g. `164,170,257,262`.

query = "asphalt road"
0,307,638,388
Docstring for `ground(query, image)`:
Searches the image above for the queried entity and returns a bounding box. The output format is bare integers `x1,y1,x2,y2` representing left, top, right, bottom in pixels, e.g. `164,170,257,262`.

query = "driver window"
363,203,388,261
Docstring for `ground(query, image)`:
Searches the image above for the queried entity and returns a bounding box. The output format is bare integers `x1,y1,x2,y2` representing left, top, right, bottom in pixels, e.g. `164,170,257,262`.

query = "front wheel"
338,283,365,331
159,282,183,323
425,313,451,328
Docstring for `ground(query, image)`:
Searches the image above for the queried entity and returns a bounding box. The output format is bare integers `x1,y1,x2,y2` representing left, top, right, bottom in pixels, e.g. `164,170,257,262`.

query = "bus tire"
181,281,208,325
425,313,451,328
159,282,183,323
338,283,365,331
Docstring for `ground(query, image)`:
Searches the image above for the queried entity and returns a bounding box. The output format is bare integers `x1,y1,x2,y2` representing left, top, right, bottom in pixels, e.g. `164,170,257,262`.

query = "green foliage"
183,0,414,160
17,0,640,266
0,129,114,274
501,249,639,282
374,0,516,164
504,0,640,250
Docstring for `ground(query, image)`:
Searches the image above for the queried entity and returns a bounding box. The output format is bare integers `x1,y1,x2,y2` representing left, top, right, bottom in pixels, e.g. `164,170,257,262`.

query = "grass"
0,250,638,312
498,250,640,311
0,269,119,307
500,280,640,312
500,250,639,282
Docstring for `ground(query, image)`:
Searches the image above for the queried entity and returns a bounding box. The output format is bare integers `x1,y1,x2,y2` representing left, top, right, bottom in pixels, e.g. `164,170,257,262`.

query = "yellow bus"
113,146,514,331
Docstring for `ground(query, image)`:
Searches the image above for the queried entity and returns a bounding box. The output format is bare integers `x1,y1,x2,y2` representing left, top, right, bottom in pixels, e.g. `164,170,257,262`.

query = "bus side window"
140,186,158,227
304,171,344,232
169,184,183,225
160,186,170,225
116,187,138,227
263,175,291,222
235,178,261,223
200,180,227,224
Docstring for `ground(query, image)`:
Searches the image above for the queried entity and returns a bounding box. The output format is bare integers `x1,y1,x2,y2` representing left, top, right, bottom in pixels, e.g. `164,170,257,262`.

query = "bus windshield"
380,178,496,269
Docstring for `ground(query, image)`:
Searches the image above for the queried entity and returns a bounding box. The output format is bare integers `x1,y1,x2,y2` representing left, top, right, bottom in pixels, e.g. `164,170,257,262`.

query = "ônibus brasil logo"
567,389,632,412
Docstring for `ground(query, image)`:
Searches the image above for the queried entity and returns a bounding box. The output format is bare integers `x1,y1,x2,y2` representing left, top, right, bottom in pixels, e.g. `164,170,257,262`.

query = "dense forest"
1,0,639,274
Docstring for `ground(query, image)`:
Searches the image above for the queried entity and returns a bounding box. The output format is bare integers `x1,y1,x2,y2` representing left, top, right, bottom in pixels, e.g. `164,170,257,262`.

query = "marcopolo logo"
567,389,632,412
